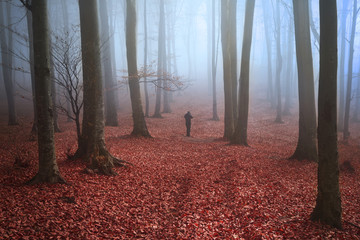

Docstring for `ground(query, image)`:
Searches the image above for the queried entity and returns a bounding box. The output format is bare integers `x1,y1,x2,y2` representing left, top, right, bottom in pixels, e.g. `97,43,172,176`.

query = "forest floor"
0,94,360,239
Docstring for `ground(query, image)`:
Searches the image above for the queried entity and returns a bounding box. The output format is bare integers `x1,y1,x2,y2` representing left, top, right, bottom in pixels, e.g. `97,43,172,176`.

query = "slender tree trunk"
283,16,294,116
261,0,274,107
26,11,38,135
126,0,151,137
78,0,125,175
274,0,283,123
163,3,171,114
343,0,357,141
0,1,18,126
229,0,238,121
231,0,255,145
27,0,65,184
50,56,61,132
338,0,350,131
99,0,118,127
143,0,149,117
311,0,342,229
153,0,165,118
221,0,234,138
291,0,318,162
212,0,219,121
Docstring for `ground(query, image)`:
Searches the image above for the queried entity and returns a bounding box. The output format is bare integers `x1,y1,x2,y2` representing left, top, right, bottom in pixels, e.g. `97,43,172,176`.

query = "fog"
0,0,359,121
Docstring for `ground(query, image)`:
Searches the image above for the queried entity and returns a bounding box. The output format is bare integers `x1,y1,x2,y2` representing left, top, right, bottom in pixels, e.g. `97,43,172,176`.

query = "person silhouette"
184,111,193,137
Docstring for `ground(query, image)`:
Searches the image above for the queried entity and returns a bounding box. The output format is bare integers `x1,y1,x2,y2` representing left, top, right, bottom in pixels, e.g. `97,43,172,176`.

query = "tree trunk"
78,0,125,175
143,0,149,117
211,0,219,121
0,1,18,126
50,56,61,132
311,0,342,229
283,15,294,116
27,0,65,184
99,0,118,127
338,0,350,131
126,0,151,137
274,0,283,123
221,0,234,138
229,0,238,121
231,0,255,146
261,0,274,107
290,0,317,162
153,0,166,118
343,0,357,141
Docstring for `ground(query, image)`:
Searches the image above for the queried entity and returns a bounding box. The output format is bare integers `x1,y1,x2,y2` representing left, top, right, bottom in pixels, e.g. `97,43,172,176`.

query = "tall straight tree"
153,0,166,118
211,0,219,121
126,0,151,137
311,0,342,229
231,0,255,145
261,0,274,107
343,0,357,141
0,1,18,125
143,0,150,117
290,0,317,162
78,0,123,174
274,0,283,123
99,0,118,127
221,0,234,138
338,0,350,131
229,0,237,120
24,0,65,184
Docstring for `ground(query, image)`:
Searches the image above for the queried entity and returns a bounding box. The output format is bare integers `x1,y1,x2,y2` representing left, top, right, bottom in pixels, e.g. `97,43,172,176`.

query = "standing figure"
184,111,193,137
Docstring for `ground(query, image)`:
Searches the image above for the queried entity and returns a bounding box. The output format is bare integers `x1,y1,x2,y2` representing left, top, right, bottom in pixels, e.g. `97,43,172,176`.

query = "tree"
211,0,219,121
0,0,18,125
99,0,118,127
126,0,151,137
261,0,274,107
274,0,283,123
343,0,358,141
153,0,166,118
143,0,150,117
78,0,125,175
311,0,342,229
290,0,317,162
221,0,234,138
229,0,237,120
231,0,255,145
22,0,65,184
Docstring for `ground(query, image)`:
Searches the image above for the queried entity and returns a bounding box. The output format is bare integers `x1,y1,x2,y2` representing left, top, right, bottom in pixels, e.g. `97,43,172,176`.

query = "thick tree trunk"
290,0,317,162
231,0,255,146
211,0,219,121
0,1,18,126
274,0,283,123
27,0,65,184
221,0,234,138
311,0,342,229
99,1,118,127
343,0,357,141
50,56,61,132
126,0,151,137
78,0,125,175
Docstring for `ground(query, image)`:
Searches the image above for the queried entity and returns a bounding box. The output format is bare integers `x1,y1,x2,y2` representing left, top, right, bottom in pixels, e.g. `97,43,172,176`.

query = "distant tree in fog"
99,0,118,127
221,0,235,139
21,0,65,184
311,0,341,229
211,0,219,121
343,0,358,141
229,0,237,121
274,0,283,123
231,0,255,146
0,0,18,125
126,0,151,137
290,0,317,162
143,0,150,117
